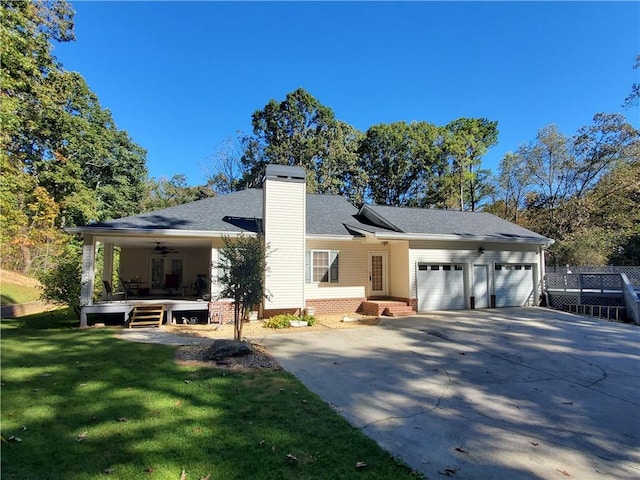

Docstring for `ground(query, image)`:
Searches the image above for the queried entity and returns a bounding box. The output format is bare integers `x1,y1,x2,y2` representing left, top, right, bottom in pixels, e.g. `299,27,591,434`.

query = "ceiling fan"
153,242,178,255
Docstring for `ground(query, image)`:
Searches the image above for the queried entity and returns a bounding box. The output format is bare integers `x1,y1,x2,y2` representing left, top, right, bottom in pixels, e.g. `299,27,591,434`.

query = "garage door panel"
495,264,534,307
417,264,465,311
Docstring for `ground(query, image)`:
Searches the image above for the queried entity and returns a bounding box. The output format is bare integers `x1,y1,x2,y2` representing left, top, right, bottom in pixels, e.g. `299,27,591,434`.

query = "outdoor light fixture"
478,247,485,254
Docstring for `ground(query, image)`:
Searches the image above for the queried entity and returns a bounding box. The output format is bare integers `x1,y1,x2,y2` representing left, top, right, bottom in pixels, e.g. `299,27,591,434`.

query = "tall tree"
491,152,530,223
623,54,640,109
142,174,215,212
440,118,498,211
490,114,639,265
239,88,365,203
1,1,148,274
357,121,441,206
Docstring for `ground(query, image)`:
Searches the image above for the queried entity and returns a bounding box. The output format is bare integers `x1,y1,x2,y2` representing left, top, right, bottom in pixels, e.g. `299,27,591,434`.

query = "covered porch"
76,232,235,327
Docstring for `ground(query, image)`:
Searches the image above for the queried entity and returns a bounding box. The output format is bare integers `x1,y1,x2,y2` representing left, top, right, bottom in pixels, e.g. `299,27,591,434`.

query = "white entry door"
369,252,387,297
473,264,489,308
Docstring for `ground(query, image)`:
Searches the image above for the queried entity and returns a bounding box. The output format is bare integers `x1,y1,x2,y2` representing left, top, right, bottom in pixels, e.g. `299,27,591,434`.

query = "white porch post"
210,245,216,300
103,243,114,297
79,235,96,327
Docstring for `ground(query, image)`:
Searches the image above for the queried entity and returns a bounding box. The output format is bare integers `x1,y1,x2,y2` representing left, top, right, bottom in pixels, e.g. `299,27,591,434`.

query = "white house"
69,164,553,325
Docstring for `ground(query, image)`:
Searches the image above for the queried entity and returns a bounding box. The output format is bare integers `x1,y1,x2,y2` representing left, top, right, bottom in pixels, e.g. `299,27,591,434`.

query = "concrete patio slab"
258,307,640,479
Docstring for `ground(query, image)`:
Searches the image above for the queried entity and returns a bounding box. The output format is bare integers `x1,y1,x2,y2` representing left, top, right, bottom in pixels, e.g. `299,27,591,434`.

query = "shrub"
263,313,317,329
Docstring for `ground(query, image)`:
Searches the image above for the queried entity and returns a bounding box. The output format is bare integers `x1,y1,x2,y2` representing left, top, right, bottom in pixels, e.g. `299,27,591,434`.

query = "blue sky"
54,1,639,185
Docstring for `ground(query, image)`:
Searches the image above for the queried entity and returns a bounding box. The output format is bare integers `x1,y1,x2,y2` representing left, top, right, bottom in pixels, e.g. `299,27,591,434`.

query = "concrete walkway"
260,308,640,479
117,327,215,345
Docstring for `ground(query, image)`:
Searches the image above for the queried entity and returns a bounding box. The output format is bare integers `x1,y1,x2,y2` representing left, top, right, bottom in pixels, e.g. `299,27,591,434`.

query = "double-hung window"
305,250,339,283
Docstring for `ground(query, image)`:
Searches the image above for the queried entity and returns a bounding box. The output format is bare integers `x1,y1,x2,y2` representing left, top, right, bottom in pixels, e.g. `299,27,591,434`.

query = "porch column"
80,235,97,327
103,243,114,298
210,246,216,300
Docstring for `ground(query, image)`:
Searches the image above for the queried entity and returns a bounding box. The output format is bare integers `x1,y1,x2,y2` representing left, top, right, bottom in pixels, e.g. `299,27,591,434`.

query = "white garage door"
494,264,534,307
417,264,465,311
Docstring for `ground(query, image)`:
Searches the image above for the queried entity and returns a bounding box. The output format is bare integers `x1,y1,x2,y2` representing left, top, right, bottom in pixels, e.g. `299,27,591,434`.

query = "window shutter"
305,251,311,283
330,250,339,283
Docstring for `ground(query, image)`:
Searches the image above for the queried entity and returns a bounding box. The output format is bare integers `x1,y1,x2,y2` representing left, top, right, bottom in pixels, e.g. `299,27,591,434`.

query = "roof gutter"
347,226,554,247
65,227,258,238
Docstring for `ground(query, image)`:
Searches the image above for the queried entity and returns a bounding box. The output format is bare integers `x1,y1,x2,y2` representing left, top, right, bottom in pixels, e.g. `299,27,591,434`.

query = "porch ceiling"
93,235,213,249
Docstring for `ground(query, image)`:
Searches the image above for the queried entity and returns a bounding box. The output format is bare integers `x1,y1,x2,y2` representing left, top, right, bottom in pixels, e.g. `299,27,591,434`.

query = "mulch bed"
174,342,281,371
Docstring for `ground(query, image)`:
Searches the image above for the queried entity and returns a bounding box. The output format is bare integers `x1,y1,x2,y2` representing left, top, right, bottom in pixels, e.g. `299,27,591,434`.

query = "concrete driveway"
258,308,640,479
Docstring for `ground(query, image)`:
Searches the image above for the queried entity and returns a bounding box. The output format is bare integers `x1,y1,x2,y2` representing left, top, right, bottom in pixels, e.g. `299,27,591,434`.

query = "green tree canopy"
1,0,148,274
238,88,366,203
490,113,639,265
217,235,269,341
357,121,441,206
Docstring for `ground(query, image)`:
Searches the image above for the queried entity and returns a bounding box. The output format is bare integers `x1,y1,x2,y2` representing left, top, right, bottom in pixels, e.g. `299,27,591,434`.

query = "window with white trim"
305,250,339,283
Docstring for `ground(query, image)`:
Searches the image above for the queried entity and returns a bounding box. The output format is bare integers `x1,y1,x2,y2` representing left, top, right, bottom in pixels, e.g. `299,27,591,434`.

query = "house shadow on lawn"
0,309,423,480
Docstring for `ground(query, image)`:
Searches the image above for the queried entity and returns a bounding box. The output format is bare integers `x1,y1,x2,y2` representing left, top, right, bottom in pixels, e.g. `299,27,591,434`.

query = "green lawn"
0,283,41,305
1,310,423,480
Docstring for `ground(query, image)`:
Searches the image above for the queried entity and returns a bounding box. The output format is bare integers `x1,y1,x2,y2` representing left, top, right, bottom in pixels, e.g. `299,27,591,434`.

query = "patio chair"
164,273,180,296
119,277,135,298
103,280,127,302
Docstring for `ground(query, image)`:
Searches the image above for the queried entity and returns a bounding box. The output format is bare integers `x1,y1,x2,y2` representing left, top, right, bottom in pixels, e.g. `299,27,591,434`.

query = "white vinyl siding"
305,239,367,300
264,179,306,309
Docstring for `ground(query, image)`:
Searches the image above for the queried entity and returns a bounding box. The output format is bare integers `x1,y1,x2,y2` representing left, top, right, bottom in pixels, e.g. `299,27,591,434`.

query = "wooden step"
128,305,165,328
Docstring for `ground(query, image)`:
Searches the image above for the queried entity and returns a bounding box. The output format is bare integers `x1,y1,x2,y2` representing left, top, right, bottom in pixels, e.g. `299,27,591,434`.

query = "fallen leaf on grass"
180,469,187,480
184,380,191,384
286,453,298,463
21,426,27,431
144,466,154,473
117,417,128,422
76,431,88,442
355,461,367,468
103,468,114,474
200,475,211,480
556,469,570,476
8,436,22,442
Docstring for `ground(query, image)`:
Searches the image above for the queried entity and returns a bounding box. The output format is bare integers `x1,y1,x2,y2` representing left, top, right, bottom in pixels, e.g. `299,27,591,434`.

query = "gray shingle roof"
91,189,264,232
77,188,551,244
86,189,362,237
359,204,550,243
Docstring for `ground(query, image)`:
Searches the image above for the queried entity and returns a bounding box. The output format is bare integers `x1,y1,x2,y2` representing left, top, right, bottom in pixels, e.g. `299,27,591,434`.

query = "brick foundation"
207,301,235,323
305,297,367,315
